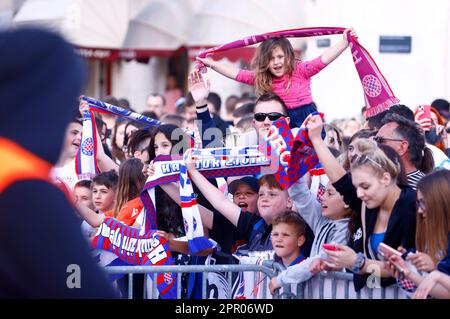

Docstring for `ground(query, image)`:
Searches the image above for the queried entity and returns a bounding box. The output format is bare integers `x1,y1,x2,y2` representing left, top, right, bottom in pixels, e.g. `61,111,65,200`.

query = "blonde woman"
306,115,416,292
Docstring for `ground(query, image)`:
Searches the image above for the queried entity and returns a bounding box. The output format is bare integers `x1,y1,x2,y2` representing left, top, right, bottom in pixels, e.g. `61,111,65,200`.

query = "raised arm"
95,123,119,173
185,150,241,227
307,115,346,183
188,70,224,148
196,56,240,80
321,28,357,65
288,177,323,233
75,201,105,228
79,99,119,173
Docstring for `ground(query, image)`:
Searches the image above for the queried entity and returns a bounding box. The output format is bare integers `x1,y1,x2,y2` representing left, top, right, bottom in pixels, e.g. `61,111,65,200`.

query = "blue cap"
228,176,259,195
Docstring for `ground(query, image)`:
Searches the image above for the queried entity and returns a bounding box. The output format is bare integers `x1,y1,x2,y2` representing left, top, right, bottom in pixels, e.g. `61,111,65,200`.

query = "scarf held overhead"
75,110,99,180
81,95,163,127
197,27,399,118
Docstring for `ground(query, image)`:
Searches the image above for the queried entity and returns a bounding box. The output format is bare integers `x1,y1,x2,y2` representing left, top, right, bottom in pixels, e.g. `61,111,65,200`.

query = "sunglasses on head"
373,136,403,144
254,112,285,122
351,154,383,170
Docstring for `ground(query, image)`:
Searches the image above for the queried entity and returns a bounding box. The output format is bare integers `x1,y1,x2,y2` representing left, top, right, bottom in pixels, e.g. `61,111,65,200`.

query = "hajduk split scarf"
179,153,216,254
81,95,163,127
75,110,100,180
140,147,270,234
92,218,177,298
197,27,399,118
81,95,196,143
260,115,322,189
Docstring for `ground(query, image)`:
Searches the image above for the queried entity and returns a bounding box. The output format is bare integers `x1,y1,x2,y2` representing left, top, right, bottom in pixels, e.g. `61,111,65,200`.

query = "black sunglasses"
254,112,285,122
373,136,404,144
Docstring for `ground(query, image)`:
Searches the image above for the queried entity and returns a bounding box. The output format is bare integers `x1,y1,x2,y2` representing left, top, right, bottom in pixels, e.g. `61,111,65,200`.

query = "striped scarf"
75,110,99,180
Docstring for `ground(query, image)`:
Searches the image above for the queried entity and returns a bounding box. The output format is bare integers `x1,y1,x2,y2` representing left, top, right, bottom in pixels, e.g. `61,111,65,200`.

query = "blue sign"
379,36,412,53
316,38,331,48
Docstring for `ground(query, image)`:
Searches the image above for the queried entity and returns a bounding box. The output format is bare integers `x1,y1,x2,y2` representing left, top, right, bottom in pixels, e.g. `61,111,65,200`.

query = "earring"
344,204,349,209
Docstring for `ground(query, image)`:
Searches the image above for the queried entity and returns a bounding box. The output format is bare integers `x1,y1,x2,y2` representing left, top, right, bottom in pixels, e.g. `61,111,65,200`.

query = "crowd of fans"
2,27,450,299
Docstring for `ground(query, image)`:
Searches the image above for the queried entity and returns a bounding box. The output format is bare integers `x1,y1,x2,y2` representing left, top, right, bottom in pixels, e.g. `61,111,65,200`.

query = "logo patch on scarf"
362,75,382,98
81,137,94,156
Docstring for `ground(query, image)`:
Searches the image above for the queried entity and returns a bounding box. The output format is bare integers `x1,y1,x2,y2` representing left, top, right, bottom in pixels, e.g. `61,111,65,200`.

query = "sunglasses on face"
373,136,404,144
254,112,285,122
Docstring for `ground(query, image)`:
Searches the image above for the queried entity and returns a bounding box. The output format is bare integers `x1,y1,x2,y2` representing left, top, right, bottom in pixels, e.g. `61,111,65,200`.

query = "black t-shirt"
210,211,247,254
236,211,273,253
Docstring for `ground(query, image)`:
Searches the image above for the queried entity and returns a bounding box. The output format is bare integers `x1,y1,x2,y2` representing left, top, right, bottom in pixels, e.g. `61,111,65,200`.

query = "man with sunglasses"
252,93,291,142
375,113,434,189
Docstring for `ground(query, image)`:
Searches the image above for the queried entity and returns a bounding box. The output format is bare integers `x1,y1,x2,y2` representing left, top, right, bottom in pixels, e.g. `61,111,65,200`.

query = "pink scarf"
197,27,399,118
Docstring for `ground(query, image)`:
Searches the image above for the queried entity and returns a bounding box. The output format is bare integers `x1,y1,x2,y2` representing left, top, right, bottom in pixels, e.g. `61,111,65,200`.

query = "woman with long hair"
388,169,450,299
306,114,417,292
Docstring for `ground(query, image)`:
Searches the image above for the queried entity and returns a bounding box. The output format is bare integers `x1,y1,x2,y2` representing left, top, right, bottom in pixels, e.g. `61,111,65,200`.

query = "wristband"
351,252,366,274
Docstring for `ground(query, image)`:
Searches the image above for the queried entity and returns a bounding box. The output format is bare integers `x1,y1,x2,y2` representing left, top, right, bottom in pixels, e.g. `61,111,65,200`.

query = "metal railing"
105,263,277,299
104,262,408,299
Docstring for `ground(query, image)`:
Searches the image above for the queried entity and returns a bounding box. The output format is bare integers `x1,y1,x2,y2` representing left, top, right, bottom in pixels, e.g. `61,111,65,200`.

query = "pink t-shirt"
235,57,327,109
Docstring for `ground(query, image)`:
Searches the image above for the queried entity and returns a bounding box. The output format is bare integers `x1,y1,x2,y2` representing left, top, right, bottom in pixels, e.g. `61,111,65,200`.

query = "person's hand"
406,251,436,272
322,243,356,269
196,56,214,69
184,148,197,173
79,98,90,115
414,108,432,131
387,254,408,278
306,114,325,143
412,270,442,299
147,160,155,176
343,28,358,46
188,70,210,106
269,277,281,295
155,230,175,241
436,124,448,147
309,258,326,274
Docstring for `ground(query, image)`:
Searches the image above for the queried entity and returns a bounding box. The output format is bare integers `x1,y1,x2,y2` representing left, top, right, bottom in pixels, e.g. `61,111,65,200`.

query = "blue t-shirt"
371,232,385,254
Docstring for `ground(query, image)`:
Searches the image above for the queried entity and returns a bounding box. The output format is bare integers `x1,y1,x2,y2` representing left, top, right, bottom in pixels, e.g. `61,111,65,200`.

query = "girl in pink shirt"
197,28,357,128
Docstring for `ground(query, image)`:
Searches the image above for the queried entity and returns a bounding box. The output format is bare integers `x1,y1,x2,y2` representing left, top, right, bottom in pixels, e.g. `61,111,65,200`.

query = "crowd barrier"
104,262,409,299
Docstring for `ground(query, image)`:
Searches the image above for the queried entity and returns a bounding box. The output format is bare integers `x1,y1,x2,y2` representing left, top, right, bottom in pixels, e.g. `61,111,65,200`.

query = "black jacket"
333,173,416,292
0,28,117,298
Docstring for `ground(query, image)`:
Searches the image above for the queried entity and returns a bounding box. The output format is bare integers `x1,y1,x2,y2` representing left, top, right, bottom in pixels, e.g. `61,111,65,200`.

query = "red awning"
75,46,187,62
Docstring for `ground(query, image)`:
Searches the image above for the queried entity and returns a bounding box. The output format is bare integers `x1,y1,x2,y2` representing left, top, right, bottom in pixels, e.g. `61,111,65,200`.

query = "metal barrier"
277,270,409,299
105,264,277,299
104,262,409,299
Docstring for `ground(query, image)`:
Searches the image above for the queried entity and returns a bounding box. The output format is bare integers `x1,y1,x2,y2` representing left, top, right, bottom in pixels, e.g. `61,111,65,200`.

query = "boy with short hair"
73,179,95,210
91,170,118,213
74,179,97,238
271,210,307,267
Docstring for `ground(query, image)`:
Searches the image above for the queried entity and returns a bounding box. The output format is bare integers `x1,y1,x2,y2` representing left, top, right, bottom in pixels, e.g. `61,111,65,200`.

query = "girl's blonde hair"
416,169,450,264
252,38,296,97
350,139,401,181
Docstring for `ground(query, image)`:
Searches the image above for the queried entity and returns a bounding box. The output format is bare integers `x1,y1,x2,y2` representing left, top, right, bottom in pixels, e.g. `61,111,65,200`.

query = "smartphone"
377,242,402,260
322,243,339,251
417,105,431,120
